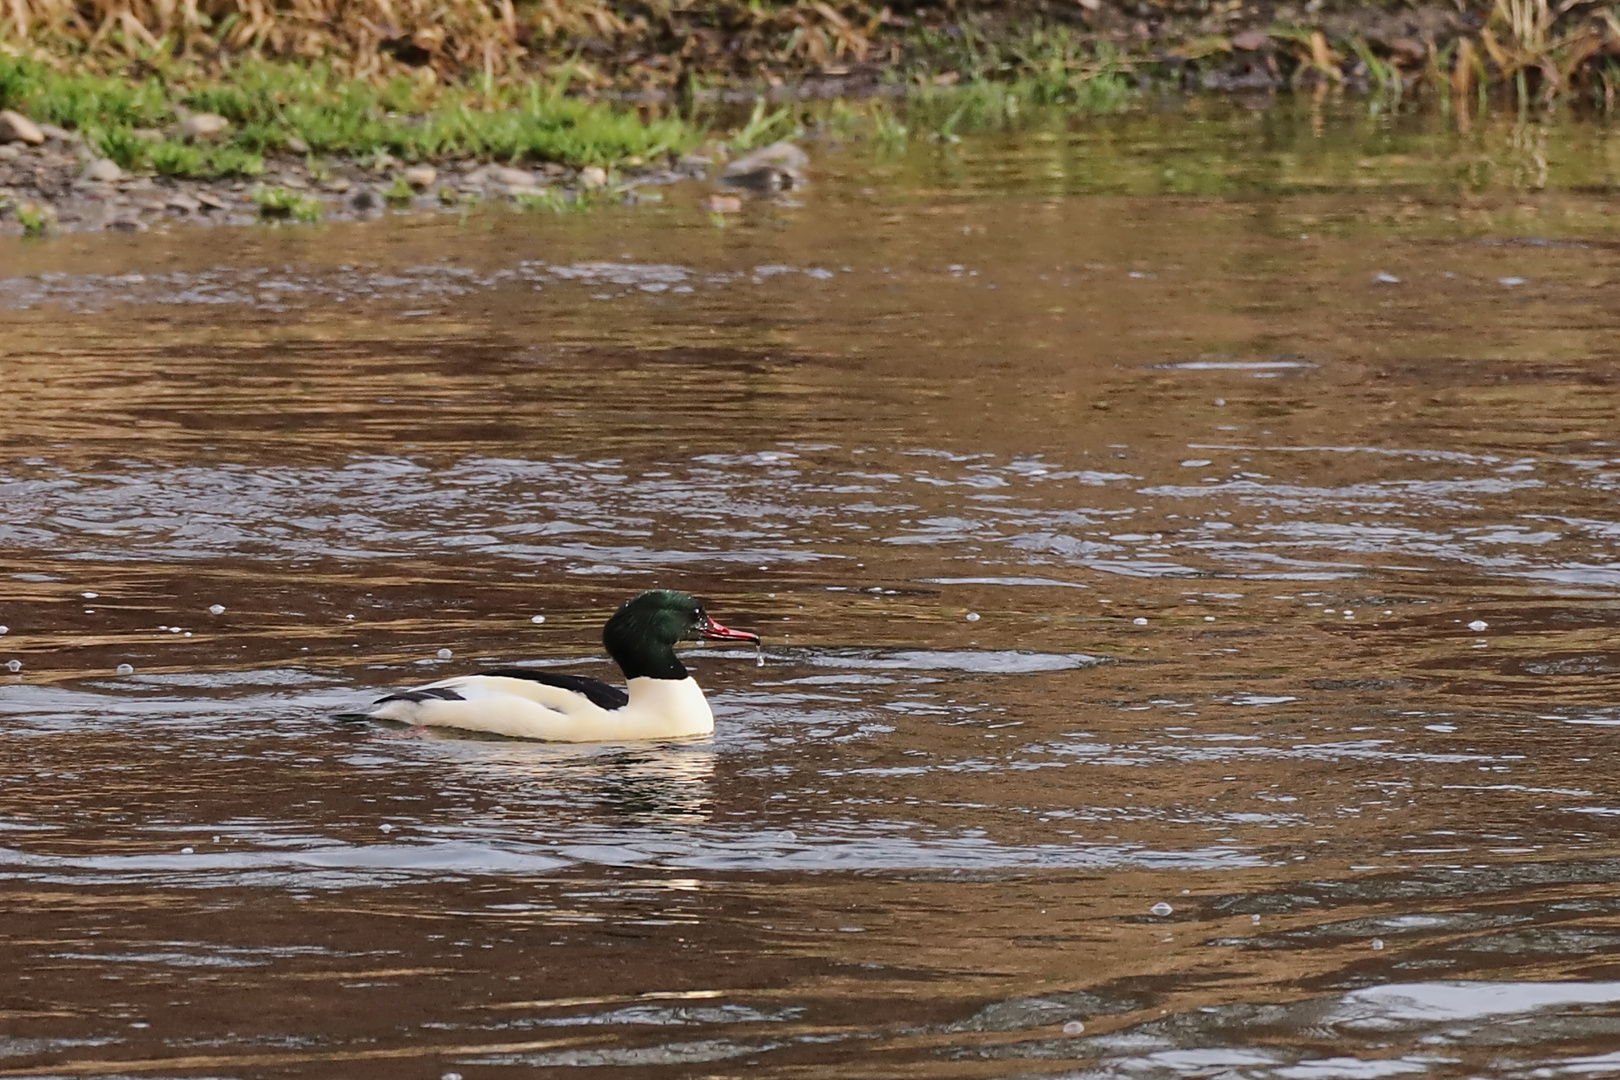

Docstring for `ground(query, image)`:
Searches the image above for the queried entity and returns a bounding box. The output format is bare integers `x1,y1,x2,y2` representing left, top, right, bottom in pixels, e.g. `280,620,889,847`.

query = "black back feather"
479,668,629,711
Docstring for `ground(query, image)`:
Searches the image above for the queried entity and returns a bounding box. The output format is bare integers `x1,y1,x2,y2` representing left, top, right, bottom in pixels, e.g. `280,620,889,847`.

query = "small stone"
322,177,352,193
1231,29,1270,51
195,190,228,211
106,213,149,232
722,141,808,190
36,123,72,143
165,192,201,213
85,158,124,183
490,165,537,188
0,143,19,160
285,135,309,154
703,193,743,214
579,165,608,189
208,604,225,615
1389,37,1427,62
131,127,163,143
1149,901,1174,916
349,186,380,211
0,109,44,145
116,663,134,675
402,164,437,190
178,112,229,141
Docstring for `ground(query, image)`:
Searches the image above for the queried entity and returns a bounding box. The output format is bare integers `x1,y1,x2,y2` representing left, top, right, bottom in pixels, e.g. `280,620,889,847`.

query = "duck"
362,590,759,742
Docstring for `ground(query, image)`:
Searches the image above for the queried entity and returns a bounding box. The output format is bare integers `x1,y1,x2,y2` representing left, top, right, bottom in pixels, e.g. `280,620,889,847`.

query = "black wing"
373,686,466,705
479,668,629,711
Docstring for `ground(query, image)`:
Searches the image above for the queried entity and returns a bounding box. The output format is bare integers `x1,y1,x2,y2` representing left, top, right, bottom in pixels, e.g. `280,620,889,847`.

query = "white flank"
367,675,714,742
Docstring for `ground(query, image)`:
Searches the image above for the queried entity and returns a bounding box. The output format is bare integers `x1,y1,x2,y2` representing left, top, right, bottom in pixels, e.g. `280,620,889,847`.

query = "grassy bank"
0,53,694,179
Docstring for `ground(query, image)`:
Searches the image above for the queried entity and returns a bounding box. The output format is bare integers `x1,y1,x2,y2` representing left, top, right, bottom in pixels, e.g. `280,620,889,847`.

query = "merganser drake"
363,590,759,742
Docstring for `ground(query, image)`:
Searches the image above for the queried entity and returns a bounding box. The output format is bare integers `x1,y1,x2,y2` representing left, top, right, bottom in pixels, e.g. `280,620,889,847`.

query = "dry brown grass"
0,0,887,82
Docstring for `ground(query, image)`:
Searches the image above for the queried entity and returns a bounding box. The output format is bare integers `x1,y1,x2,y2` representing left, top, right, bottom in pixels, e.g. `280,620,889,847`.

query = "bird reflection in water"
387,726,716,823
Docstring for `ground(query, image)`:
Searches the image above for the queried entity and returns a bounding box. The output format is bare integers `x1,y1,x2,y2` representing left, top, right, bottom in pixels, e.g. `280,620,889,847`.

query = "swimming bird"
363,590,759,742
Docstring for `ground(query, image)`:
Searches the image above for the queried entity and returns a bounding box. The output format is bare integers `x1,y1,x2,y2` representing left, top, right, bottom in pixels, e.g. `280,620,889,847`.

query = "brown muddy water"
6,101,1620,1078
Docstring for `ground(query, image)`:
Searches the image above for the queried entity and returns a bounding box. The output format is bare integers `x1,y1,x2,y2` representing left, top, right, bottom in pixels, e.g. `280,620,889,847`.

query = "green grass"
0,53,696,181
15,202,51,235
250,184,324,223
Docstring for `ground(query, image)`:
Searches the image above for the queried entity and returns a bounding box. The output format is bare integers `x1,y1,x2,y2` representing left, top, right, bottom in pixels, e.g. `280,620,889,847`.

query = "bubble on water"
184,632,192,637
966,612,981,622
1373,271,1401,284
1469,619,1489,632
437,648,453,659
345,614,355,620
1181,459,1213,467
756,642,765,668
208,604,225,615
531,615,546,624
180,847,194,855
443,1073,464,1080
1203,615,1215,622
1252,914,1262,924
6,660,19,673
1062,1020,1086,1035
1133,617,1148,626
0,626,7,635
1371,938,1385,950
1150,902,1173,916
379,824,393,833
115,663,134,675
1500,276,1526,286
169,627,182,634
82,591,98,599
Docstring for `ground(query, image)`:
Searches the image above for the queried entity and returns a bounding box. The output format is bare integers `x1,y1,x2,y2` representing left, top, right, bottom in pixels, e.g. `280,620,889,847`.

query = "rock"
179,113,230,141
285,135,309,154
579,165,608,189
489,165,537,188
84,158,124,182
105,213,149,232
349,186,380,212
402,164,437,190
1389,37,1427,63
166,192,201,213
0,110,44,145
0,144,19,160
195,190,228,211
322,177,352,193
703,193,743,214
131,128,163,142
37,123,72,143
722,141,808,190
1231,30,1270,51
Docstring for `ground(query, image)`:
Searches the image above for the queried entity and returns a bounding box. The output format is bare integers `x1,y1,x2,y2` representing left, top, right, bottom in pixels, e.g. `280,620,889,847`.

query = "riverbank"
2,0,1615,236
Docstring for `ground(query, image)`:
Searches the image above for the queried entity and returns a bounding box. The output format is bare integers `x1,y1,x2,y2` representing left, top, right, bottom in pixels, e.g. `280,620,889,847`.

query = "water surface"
6,102,1620,1077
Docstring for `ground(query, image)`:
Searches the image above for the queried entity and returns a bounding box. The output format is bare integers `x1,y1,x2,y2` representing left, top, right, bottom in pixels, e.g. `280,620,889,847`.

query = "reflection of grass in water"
804,96,1620,215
